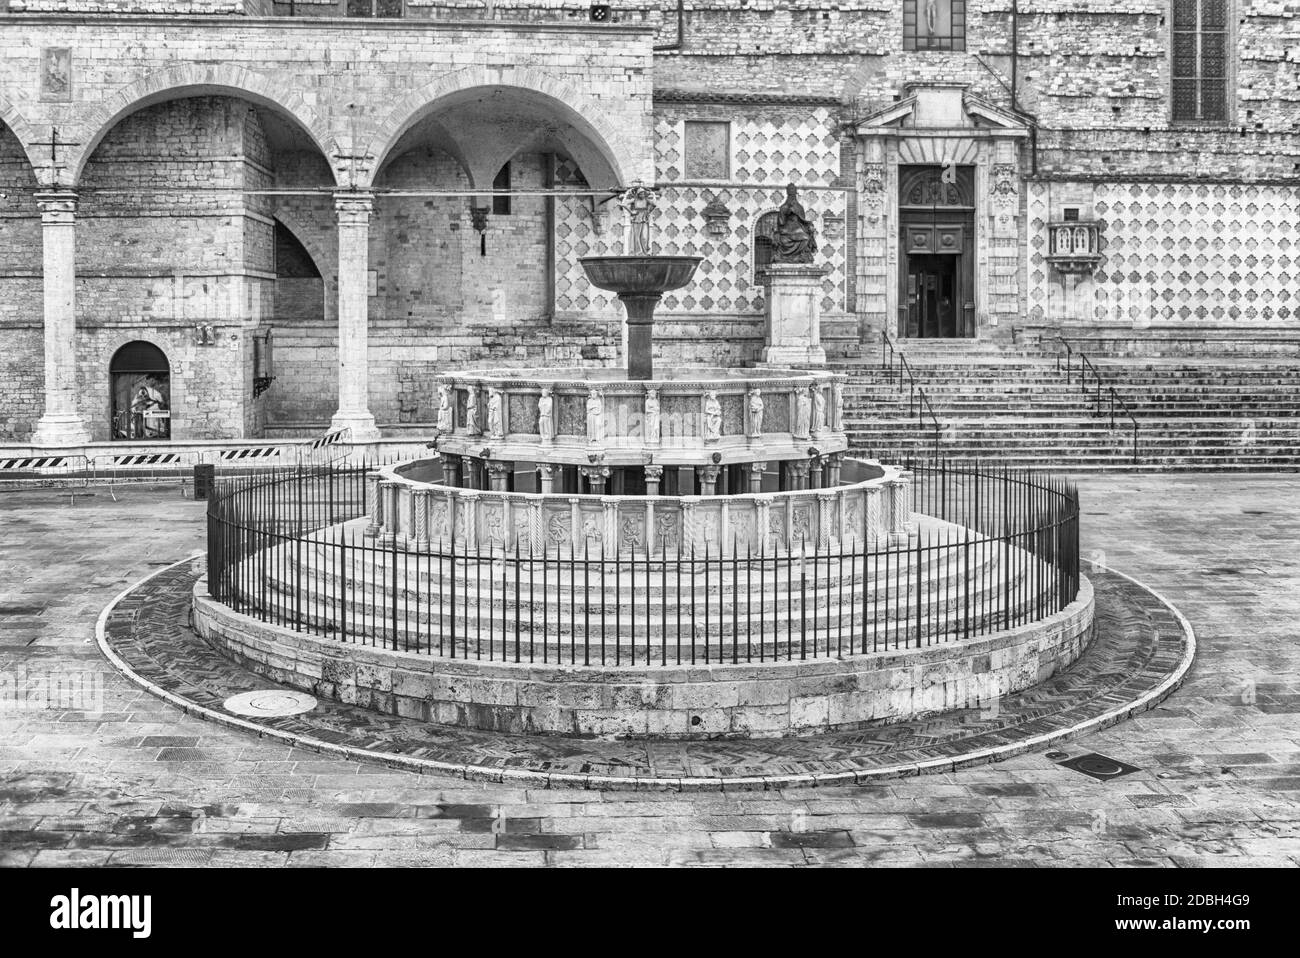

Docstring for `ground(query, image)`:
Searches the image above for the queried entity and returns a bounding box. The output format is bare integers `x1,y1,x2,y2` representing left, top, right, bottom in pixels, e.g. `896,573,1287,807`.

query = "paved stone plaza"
1,473,1298,867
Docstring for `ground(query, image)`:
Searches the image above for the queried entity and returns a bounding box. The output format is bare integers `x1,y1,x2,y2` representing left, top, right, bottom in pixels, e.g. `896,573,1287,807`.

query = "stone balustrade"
431,366,848,468
366,458,909,557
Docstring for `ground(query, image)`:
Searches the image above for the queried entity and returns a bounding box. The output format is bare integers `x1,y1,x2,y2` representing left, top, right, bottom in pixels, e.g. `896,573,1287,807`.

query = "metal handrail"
882,332,942,456
1054,336,1139,464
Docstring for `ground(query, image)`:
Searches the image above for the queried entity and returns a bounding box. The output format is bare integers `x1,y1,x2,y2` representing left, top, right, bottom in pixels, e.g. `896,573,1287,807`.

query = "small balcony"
1044,221,1102,276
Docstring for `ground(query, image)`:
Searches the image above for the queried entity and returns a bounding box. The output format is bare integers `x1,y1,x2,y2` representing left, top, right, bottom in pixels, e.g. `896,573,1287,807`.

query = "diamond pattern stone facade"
1029,182,1300,325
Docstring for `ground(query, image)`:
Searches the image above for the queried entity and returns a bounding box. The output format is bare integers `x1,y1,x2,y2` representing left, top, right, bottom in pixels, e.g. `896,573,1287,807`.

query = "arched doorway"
110,341,171,441
899,165,977,339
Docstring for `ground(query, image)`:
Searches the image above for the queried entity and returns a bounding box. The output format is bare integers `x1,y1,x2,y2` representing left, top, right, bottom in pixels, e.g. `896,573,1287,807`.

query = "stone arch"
104,335,177,441
365,65,636,190
272,206,337,325
0,93,42,175
752,208,780,283
66,64,342,186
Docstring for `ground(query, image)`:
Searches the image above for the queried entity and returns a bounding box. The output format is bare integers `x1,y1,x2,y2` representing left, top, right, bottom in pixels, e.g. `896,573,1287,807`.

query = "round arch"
272,209,337,325
0,93,42,176
365,66,636,190
109,340,173,441
67,64,342,186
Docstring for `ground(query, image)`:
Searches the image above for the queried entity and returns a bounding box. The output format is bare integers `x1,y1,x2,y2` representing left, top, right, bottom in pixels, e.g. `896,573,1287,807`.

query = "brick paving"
99,563,1189,789
2,476,1299,866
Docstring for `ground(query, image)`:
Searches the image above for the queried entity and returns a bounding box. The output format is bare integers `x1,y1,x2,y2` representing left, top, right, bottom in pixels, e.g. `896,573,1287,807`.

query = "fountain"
193,183,1094,742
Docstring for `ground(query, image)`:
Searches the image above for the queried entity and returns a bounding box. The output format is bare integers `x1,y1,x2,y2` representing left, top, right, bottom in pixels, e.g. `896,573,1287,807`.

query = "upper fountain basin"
580,255,703,295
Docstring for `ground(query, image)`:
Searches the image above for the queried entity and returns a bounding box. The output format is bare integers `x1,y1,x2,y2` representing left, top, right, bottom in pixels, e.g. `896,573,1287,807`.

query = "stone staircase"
831,339,1300,470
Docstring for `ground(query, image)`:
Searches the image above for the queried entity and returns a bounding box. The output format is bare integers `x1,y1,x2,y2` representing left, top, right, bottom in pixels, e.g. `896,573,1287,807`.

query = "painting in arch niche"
110,341,172,441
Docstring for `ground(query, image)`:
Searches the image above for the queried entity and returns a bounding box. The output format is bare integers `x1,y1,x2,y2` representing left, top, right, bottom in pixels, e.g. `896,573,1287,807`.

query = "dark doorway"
110,341,171,441
898,164,977,339
906,254,959,339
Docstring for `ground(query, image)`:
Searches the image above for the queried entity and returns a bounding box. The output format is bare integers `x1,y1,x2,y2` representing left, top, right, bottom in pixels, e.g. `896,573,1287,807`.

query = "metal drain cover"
223,690,317,717
1056,752,1140,781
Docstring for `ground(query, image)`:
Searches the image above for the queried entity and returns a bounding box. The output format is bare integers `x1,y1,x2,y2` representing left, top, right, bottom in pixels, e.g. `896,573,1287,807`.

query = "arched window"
754,211,779,282
110,341,171,441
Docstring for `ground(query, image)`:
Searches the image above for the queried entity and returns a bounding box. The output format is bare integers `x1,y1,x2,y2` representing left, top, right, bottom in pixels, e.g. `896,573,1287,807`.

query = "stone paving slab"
2,479,1299,866
96,555,1190,790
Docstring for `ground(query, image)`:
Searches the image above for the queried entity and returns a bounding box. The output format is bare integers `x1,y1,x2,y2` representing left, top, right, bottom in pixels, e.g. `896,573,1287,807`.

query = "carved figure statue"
774,183,817,264
619,182,657,255
795,386,812,439
747,389,764,438
586,388,605,443
465,386,480,435
831,379,844,430
486,388,504,438
537,387,554,442
811,386,826,437
703,390,723,443
436,384,453,433
643,387,661,443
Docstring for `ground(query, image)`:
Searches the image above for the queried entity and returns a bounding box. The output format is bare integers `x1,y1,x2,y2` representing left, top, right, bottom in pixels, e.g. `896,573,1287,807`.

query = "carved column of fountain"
579,184,701,382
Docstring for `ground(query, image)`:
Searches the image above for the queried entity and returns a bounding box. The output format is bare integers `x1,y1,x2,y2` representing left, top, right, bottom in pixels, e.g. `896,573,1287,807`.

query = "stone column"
440,453,460,488
412,490,430,550
31,192,90,446
486,461,512,492
364,473,382,537
330,192,380,442
827,452,844,487
784,460,810,491
379,481,397,547
748,461,766,493
580,465,610,494
699,464,721,496
644,463,663,496
537,463,556,494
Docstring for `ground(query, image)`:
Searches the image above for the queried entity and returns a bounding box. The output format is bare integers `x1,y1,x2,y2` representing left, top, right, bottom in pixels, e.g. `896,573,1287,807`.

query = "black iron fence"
206,460,1080,667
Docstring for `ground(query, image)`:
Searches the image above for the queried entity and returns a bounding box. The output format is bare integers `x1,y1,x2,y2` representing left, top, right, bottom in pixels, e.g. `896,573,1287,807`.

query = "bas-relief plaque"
41,48,72,102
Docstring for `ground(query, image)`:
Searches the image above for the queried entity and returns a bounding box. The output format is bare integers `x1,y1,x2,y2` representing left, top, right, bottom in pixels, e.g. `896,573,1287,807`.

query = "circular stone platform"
97,556,1195,790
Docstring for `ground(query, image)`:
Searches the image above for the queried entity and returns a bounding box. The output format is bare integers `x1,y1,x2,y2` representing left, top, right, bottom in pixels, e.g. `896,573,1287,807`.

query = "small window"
683,121,730,180
1062,207,1080,222
345,0,404,16
493,163,511,216
1172,0,1228,122
903,0,966,52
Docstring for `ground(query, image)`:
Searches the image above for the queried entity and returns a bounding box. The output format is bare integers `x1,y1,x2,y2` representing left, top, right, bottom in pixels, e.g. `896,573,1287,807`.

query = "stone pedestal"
761,263,828,367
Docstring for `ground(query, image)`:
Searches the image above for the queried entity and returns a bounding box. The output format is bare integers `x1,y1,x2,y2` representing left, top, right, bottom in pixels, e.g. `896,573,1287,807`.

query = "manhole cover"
223,690,317,717
1057,752,1140,781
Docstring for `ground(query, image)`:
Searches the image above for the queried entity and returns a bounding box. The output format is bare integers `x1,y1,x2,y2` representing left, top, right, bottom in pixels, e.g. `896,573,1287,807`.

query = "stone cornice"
0,12,656,35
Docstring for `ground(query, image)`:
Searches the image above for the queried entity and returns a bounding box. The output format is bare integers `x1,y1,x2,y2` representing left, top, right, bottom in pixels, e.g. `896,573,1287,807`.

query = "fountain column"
331,192,380,442
31,192,91,446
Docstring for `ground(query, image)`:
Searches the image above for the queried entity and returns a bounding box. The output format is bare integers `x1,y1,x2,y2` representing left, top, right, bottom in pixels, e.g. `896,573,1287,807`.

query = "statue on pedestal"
619,182,656,255
773,183,817,264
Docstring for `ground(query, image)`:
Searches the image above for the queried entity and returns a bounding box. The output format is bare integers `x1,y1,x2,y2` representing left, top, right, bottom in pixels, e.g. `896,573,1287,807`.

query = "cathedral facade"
0,1,1295,443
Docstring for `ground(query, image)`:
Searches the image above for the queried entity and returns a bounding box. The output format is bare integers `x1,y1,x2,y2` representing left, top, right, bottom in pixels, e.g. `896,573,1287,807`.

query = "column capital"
334,191,374,224
643,464,664,481
34,191,77,223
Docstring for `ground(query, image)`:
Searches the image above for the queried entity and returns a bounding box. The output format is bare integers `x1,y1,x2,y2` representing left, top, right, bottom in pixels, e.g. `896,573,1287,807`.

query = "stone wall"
193,572,1096,738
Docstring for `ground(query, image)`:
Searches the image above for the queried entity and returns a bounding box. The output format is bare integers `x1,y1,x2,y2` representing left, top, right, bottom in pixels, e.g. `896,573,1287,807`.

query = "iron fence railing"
206,460,1080,667
882,332,942,457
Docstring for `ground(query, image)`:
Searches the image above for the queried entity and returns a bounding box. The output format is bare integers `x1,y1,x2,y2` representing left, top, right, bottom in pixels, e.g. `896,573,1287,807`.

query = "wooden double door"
900,212,976,339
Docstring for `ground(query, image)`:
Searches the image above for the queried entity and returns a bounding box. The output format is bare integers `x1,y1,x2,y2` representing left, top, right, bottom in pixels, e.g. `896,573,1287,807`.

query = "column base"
330,410,381,443
761,345,827,367
31,414,91,447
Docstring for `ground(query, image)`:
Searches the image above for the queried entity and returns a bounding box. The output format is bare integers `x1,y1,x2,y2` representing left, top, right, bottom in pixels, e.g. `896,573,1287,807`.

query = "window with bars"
903,0,966,52
1172,0,1228,122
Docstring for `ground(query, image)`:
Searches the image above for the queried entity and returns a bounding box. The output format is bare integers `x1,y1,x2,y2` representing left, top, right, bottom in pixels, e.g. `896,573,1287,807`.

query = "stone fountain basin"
580,255,702,295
